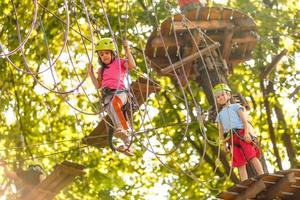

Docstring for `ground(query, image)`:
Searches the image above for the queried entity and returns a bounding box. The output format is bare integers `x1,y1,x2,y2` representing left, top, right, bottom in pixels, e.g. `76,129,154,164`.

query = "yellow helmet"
95,38,116,52
213,83,231,95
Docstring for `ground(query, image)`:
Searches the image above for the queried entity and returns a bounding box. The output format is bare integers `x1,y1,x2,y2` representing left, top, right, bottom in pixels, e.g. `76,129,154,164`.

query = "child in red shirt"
88,38,136,156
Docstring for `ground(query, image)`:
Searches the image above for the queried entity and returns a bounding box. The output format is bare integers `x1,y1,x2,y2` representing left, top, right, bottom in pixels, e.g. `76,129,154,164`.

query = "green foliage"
0,0,299,199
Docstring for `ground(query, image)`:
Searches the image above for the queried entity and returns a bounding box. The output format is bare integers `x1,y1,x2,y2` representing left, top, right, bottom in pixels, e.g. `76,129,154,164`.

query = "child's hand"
87,64,93,74
122,40,129,50
244,134,252,143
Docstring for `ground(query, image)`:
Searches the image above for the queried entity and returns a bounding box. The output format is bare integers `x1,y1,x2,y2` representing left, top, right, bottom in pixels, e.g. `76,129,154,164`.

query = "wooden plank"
221,170,300,200
51,175,75,195
33,181,61,200
161,43,220,74
26,187,57,200
222,24,235,60
21,171,65,200
28,162,83,200
232,10,245,20
151,36,184,48
263,172,296,200
221,8,233,20
198,7,210,20
234,18,256,31
82,117,110,148
232,35,257,44
60,161,85,171
203,33,258,44
290,188,300,200
209,7,222,20
228,178,257,193
173,20,234,31
160,19,172,35
56,164,84,176
21,162,84,200
235,179,266,200
35,175,74,200
228,55,252,66
218,191,238,199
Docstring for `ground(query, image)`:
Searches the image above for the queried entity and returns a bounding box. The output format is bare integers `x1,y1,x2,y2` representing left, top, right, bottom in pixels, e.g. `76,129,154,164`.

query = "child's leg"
109,93,129,130
238,165,248,181
232,135,248,181
249,157,264,175
107,93,130,144
237,129,263,176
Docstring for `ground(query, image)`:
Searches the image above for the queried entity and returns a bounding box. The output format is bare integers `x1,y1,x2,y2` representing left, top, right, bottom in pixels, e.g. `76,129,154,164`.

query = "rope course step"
217,169,300,200
20,161,84,200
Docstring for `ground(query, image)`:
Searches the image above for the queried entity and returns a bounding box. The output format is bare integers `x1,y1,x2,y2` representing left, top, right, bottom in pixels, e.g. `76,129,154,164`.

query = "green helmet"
95,38,116,52
213,83,231,95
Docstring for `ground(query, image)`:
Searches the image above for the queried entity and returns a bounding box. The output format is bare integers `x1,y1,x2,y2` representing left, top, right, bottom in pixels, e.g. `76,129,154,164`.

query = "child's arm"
123,40,136,69
237,107,251,143
219,122,229,152
88,64,101,89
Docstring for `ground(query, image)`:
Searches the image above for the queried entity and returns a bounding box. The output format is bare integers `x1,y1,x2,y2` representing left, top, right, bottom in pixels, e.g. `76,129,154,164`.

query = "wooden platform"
145,6,258,79
20,161,85,200
218,169,300,200
82,77,160,149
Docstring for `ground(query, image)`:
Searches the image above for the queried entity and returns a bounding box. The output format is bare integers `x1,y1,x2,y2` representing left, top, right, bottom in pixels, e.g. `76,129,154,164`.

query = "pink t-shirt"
98,58,127,90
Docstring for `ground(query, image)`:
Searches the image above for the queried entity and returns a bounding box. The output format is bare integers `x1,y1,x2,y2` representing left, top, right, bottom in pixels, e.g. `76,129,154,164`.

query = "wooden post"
260,80,283,170
222,24,235,61
177,31,203,86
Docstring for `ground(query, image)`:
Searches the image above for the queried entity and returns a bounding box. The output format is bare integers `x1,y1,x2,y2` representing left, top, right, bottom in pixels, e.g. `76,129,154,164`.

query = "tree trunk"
260,80,283,170
268,83,297,167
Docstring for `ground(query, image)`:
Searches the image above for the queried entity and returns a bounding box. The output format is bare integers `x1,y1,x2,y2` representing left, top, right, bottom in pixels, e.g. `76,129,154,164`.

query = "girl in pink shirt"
88,38,136,156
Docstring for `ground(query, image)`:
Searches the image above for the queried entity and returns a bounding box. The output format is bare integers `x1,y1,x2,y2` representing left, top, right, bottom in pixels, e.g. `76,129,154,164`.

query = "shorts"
230,129,260,167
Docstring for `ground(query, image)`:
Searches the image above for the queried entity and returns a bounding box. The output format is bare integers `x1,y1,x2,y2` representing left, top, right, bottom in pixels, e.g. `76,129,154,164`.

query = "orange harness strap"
112,95,129,130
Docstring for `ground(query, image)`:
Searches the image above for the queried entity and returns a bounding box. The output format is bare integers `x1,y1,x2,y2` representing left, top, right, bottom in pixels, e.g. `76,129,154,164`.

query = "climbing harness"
224,128,261,158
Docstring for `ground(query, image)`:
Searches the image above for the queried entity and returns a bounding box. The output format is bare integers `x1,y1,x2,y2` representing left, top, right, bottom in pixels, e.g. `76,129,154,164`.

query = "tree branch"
289,85,300,98
137,0,148,11
260,49,288,80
